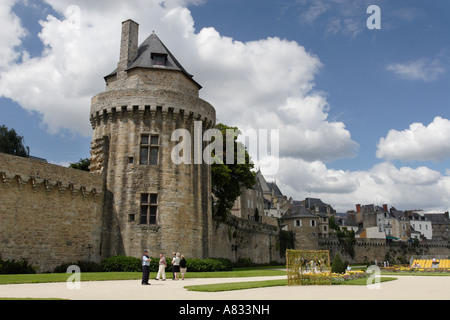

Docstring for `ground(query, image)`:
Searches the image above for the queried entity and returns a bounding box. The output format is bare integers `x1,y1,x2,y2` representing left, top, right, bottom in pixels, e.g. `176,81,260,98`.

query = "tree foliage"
331,253,346,274
69,158,91,172
211,123,256,223
0,125,27,157
329,216,356,259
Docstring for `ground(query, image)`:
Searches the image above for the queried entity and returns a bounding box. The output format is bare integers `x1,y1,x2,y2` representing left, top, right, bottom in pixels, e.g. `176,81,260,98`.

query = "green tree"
0,125,28,157
69,158,91,172
211,123,256,223
331,253,346,274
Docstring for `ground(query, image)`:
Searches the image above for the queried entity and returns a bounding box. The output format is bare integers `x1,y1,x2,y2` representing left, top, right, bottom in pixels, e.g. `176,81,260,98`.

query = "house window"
310,220,316,227
153,54,167,66
140,193,158,225
295,220,302,227
140,135,159,165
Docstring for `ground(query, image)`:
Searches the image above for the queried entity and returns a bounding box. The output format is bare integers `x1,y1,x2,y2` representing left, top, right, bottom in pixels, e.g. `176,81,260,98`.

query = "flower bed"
381,265,450,273
332,270,367,282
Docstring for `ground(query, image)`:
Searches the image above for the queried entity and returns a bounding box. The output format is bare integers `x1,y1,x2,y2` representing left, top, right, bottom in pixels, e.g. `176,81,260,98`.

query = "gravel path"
0,275,449,300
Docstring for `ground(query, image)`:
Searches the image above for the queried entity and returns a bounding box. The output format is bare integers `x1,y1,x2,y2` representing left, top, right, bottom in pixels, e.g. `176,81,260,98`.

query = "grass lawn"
0,266,286,285
185,279,287,292
184,277,398,292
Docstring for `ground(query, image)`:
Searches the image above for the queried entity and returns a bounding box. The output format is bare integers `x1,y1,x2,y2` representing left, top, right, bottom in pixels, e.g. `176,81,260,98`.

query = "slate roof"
107,32,201,88
361,204,387,214
425,213,450,225
390,209,406,220
256,170,271,193
281,205,316,220
335,216,358,227
408,211,428,221
268,182,284,197
305,197,334,215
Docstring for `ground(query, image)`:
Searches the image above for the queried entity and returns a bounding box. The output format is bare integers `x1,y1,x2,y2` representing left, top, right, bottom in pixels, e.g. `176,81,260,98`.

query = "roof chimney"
356,204,361,213
118,19,139,76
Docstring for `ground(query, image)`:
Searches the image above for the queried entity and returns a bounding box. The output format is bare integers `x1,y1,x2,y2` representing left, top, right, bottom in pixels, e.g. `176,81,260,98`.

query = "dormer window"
152,53,167,66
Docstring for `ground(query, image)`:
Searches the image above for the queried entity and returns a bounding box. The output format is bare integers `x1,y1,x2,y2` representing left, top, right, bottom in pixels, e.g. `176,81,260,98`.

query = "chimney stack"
118,19,139,77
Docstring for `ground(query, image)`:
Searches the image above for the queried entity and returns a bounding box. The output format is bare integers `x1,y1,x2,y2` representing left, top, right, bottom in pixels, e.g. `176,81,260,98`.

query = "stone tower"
89,20,216,259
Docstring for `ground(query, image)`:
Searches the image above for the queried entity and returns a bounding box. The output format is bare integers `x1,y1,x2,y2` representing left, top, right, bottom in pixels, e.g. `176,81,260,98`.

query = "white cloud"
300,1,329,25
269,95,358,162
270,160,450,212
386,58,446,82
0,0,358,163
377,117,450,161
0,0,193,135
2,0,449,213
325,17,362,38
294,0,369,38
0,0,28,69
192,27,358,162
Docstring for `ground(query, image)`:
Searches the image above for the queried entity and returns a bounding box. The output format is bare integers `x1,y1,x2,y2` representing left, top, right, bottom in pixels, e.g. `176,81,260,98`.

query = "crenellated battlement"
90,88,215,130
0,152,103,200
0,152,105,272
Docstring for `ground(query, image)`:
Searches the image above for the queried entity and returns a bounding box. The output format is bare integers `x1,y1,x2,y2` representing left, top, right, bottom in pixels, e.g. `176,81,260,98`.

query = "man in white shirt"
142,250,151,285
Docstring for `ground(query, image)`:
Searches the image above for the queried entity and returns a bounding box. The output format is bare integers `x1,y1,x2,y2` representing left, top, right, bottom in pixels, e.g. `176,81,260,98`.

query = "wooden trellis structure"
286,250,331,286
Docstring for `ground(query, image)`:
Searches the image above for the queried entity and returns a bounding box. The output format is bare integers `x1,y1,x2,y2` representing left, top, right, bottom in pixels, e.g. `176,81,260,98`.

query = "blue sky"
1,0,449,211
191,0,450,171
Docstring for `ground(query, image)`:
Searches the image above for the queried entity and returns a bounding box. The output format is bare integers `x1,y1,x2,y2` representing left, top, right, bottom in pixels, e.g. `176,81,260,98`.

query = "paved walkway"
1,275,449,300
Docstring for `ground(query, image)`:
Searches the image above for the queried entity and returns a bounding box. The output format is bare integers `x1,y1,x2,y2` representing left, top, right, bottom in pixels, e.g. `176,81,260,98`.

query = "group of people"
141,250,187,285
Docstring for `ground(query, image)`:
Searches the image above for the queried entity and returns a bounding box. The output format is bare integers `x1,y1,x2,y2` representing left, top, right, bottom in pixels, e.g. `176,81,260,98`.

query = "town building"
280,204,319,250
257,170,289,218
406,210,433,240
424,212,450,242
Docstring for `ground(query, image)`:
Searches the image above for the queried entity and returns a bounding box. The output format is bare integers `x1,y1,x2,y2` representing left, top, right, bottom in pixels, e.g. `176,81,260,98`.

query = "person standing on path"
171,252,176,280
141,250,151,285
180,255,187,280
172,252,181,280
156,253,167,281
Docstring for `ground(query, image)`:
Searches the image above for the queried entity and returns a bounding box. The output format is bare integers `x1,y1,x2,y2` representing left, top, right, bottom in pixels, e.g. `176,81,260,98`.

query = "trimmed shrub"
51,256,234,273
0,257,36,274
101,255,141,272
233,257,258,268
331,254,346,274
166,257,233,272
53,261,103,273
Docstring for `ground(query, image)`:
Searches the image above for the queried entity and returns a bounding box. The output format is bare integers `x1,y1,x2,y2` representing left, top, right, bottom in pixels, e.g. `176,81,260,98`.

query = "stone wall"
319,238,450,265
0,153,104,273
211,215,281,264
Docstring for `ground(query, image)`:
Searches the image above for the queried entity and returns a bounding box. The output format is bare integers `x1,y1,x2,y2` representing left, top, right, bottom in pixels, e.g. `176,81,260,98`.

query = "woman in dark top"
180,255,187,280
